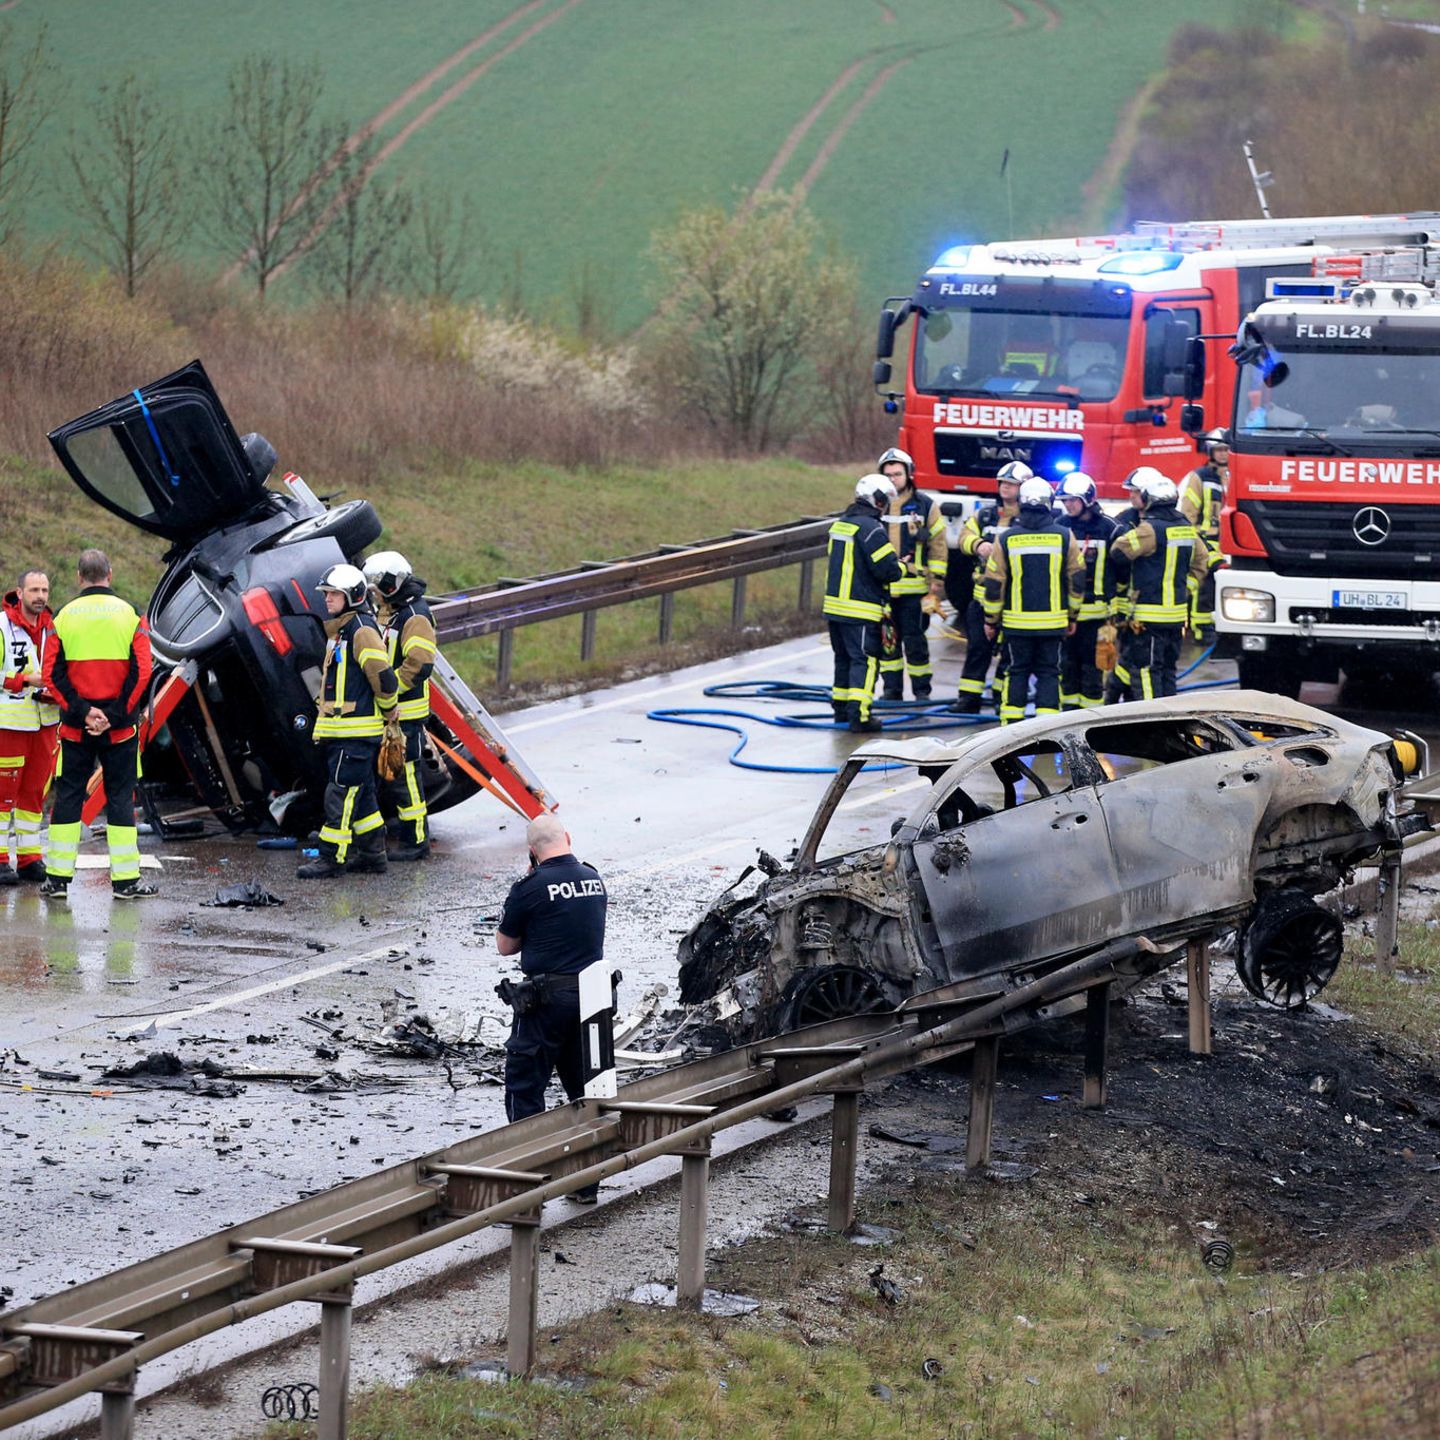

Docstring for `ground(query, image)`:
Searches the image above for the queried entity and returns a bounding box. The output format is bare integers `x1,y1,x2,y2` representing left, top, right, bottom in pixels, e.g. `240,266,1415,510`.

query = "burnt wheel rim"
1242,910,1342,1009
785,966,888,1028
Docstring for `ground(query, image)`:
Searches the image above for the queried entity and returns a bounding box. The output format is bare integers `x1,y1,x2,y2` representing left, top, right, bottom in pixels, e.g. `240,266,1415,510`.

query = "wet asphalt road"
2,626,1435,1313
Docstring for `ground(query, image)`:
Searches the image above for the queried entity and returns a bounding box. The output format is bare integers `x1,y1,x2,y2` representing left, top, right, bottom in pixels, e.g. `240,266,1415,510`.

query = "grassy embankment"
0,450,849,702
256,926,1440,1440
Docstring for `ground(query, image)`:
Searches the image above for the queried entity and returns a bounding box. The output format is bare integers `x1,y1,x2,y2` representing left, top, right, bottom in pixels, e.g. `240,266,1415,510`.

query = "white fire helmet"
1058,472,1097,507
995,461,1035,488
1123,465,1166,494
362,550,413,599
1143,474,1180,507
877,446,914,482
856,473,898,509
317,563,368,608
1017,477,1053,511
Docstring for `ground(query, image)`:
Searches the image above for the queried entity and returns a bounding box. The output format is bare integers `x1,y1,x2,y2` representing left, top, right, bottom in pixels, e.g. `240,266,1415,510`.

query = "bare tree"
405,189,479,304
64,75,187,297
306,135,412,307
0,24,54,247
197,55,340,298
645,191,855,452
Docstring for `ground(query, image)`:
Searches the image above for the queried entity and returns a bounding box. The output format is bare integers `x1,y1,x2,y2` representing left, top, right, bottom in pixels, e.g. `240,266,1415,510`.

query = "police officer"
953,461,1027,713
1056,472,1117,710
1179,430,1229,643
41,550,154,900
496,813,608,1202
875,447,946,701
1110,473,1212,700
363,551,438,862
824,474,903,733
982,478,1085,724
299,564,399,879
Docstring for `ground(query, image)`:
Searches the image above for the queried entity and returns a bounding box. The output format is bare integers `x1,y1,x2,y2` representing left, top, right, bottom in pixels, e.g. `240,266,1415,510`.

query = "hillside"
4,0,1244,328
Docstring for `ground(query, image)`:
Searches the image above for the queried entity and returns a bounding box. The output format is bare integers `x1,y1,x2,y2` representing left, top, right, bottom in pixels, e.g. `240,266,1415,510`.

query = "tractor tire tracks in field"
791,56,911,200
228,0,585,285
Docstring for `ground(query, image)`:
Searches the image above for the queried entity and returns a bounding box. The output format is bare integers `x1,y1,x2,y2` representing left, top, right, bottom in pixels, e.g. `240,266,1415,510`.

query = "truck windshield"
914,306,1129,401
1237,349,1440,442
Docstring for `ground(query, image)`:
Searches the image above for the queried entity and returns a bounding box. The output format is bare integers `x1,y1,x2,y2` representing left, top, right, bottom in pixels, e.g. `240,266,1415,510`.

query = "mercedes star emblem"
1352,506,1391,546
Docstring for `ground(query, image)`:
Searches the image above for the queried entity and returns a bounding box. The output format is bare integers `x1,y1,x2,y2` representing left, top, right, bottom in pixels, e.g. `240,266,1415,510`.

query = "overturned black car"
48,361,541,834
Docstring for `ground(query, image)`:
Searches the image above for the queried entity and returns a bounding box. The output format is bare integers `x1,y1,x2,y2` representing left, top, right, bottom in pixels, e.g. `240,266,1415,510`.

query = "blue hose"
647,641,1232,775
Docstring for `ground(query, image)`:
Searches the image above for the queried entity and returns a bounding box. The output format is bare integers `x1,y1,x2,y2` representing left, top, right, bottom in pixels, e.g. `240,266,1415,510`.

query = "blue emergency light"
1264,278,1345,300
932,245,972,270
1098,251,1185,276
1053,459,1076,475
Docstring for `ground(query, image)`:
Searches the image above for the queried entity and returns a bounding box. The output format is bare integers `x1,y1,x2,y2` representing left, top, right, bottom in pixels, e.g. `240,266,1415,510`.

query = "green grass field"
4,0,1253,328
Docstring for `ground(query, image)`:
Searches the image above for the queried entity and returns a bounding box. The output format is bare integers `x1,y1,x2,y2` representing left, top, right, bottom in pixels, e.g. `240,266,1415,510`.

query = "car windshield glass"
1087,719,1235,780
915,306,1128,401
929,742,1072,830
1237,349,1440,441
66,427,158,523
813,765,933,863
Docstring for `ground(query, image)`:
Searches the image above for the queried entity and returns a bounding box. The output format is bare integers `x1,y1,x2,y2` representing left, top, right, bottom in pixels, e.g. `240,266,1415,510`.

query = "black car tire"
1236,651,1303,699
777,964,889,1031
271,499,383,559
1237,888,1342,1008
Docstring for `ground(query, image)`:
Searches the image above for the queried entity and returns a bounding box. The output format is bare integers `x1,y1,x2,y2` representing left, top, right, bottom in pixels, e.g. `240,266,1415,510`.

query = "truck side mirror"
1182,335,1206,401
1180,404,1205,435
873,360,892,386
876,309,898,360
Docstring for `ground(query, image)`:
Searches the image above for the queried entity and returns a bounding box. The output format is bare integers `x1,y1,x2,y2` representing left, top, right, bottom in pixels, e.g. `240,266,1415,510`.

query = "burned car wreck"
679,693,1428,1039
47,361,547,834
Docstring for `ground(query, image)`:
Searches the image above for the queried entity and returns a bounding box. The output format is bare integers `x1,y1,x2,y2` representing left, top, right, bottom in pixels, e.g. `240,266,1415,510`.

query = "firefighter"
1109,474,1213,700
1101,468,1153,704
1056,474,1117,710
0,569,59,884
39,550,154,900
1179,430,1229,643
299,564,400,880
982,478,1085,724
876,447,946,701
825,474,903,733
953,461,1028,713
495,812,608,1202
363,551,437,862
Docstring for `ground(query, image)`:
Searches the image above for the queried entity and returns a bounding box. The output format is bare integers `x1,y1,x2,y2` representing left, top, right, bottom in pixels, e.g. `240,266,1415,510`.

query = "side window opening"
1142,307,1199,400
933,742,1072,829
1219,715,1325,744
1087,719,1235,781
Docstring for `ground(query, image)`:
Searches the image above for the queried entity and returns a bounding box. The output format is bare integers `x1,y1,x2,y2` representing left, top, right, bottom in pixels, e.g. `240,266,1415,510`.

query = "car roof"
852,690,1384,769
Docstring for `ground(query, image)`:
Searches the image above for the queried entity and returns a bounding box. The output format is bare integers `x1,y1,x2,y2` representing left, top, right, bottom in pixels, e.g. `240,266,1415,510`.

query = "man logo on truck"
1352,507,1391,546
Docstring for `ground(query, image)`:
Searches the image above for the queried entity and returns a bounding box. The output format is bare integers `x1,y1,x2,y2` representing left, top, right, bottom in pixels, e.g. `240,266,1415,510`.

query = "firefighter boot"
349,833,389,876
390,839,430,863
831,702,848,725
0,864,16,887
950,692,981,715
912,680,932,702
297,850,347,880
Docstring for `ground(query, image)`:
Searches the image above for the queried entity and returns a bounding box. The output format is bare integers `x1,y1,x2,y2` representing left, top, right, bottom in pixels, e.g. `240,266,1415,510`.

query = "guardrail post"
966,1036,999,1172
658,592,675,645
798,557,815,612
731,575,747,629
318,1296,352,1440
1375,848,1402,975
496,629,514,691
99,1389,135,1440
506,1211,542,1378
1083,983,1110,1109
1186,938,1212,1055
676,1138,712,1308
580,609,597,662
827,1088,862,1233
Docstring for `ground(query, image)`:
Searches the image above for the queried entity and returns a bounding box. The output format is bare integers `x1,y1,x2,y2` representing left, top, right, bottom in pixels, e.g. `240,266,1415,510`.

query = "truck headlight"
1221,587,1275,624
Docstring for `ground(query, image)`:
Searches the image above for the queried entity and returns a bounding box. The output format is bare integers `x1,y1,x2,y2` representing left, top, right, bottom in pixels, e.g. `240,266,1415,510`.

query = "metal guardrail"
0,935,1204,1440
429,515,834,689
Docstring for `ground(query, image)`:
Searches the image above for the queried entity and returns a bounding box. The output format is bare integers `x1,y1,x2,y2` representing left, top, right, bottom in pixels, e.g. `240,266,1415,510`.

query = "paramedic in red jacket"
0,570,60,884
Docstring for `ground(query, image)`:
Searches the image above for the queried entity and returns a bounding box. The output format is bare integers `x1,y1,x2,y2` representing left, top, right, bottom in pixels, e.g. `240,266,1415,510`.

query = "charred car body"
47,361,489,834
680,693,1427,1038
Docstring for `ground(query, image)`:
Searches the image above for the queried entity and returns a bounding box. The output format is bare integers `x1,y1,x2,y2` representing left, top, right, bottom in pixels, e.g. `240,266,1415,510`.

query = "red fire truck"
875,213,1440,499
1196,250,1440,696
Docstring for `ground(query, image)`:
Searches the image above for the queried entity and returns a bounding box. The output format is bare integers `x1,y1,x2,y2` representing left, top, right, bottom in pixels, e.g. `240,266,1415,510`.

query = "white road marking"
507,641,831,734
121,943,407,1035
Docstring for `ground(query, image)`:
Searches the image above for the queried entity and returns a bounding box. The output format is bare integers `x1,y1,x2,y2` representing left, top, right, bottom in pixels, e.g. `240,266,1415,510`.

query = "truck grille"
933,432,1083,481
1240,499,1440,579
1288,606,1440,630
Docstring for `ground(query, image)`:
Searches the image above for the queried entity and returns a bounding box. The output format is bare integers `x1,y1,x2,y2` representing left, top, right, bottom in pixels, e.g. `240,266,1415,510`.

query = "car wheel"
272,499,383,558
1237,889,1343,1008
777,965,889,1031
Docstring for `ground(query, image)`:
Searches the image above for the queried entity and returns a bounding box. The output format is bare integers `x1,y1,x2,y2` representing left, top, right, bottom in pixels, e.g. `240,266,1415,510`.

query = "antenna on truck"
1243,139,1275,221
